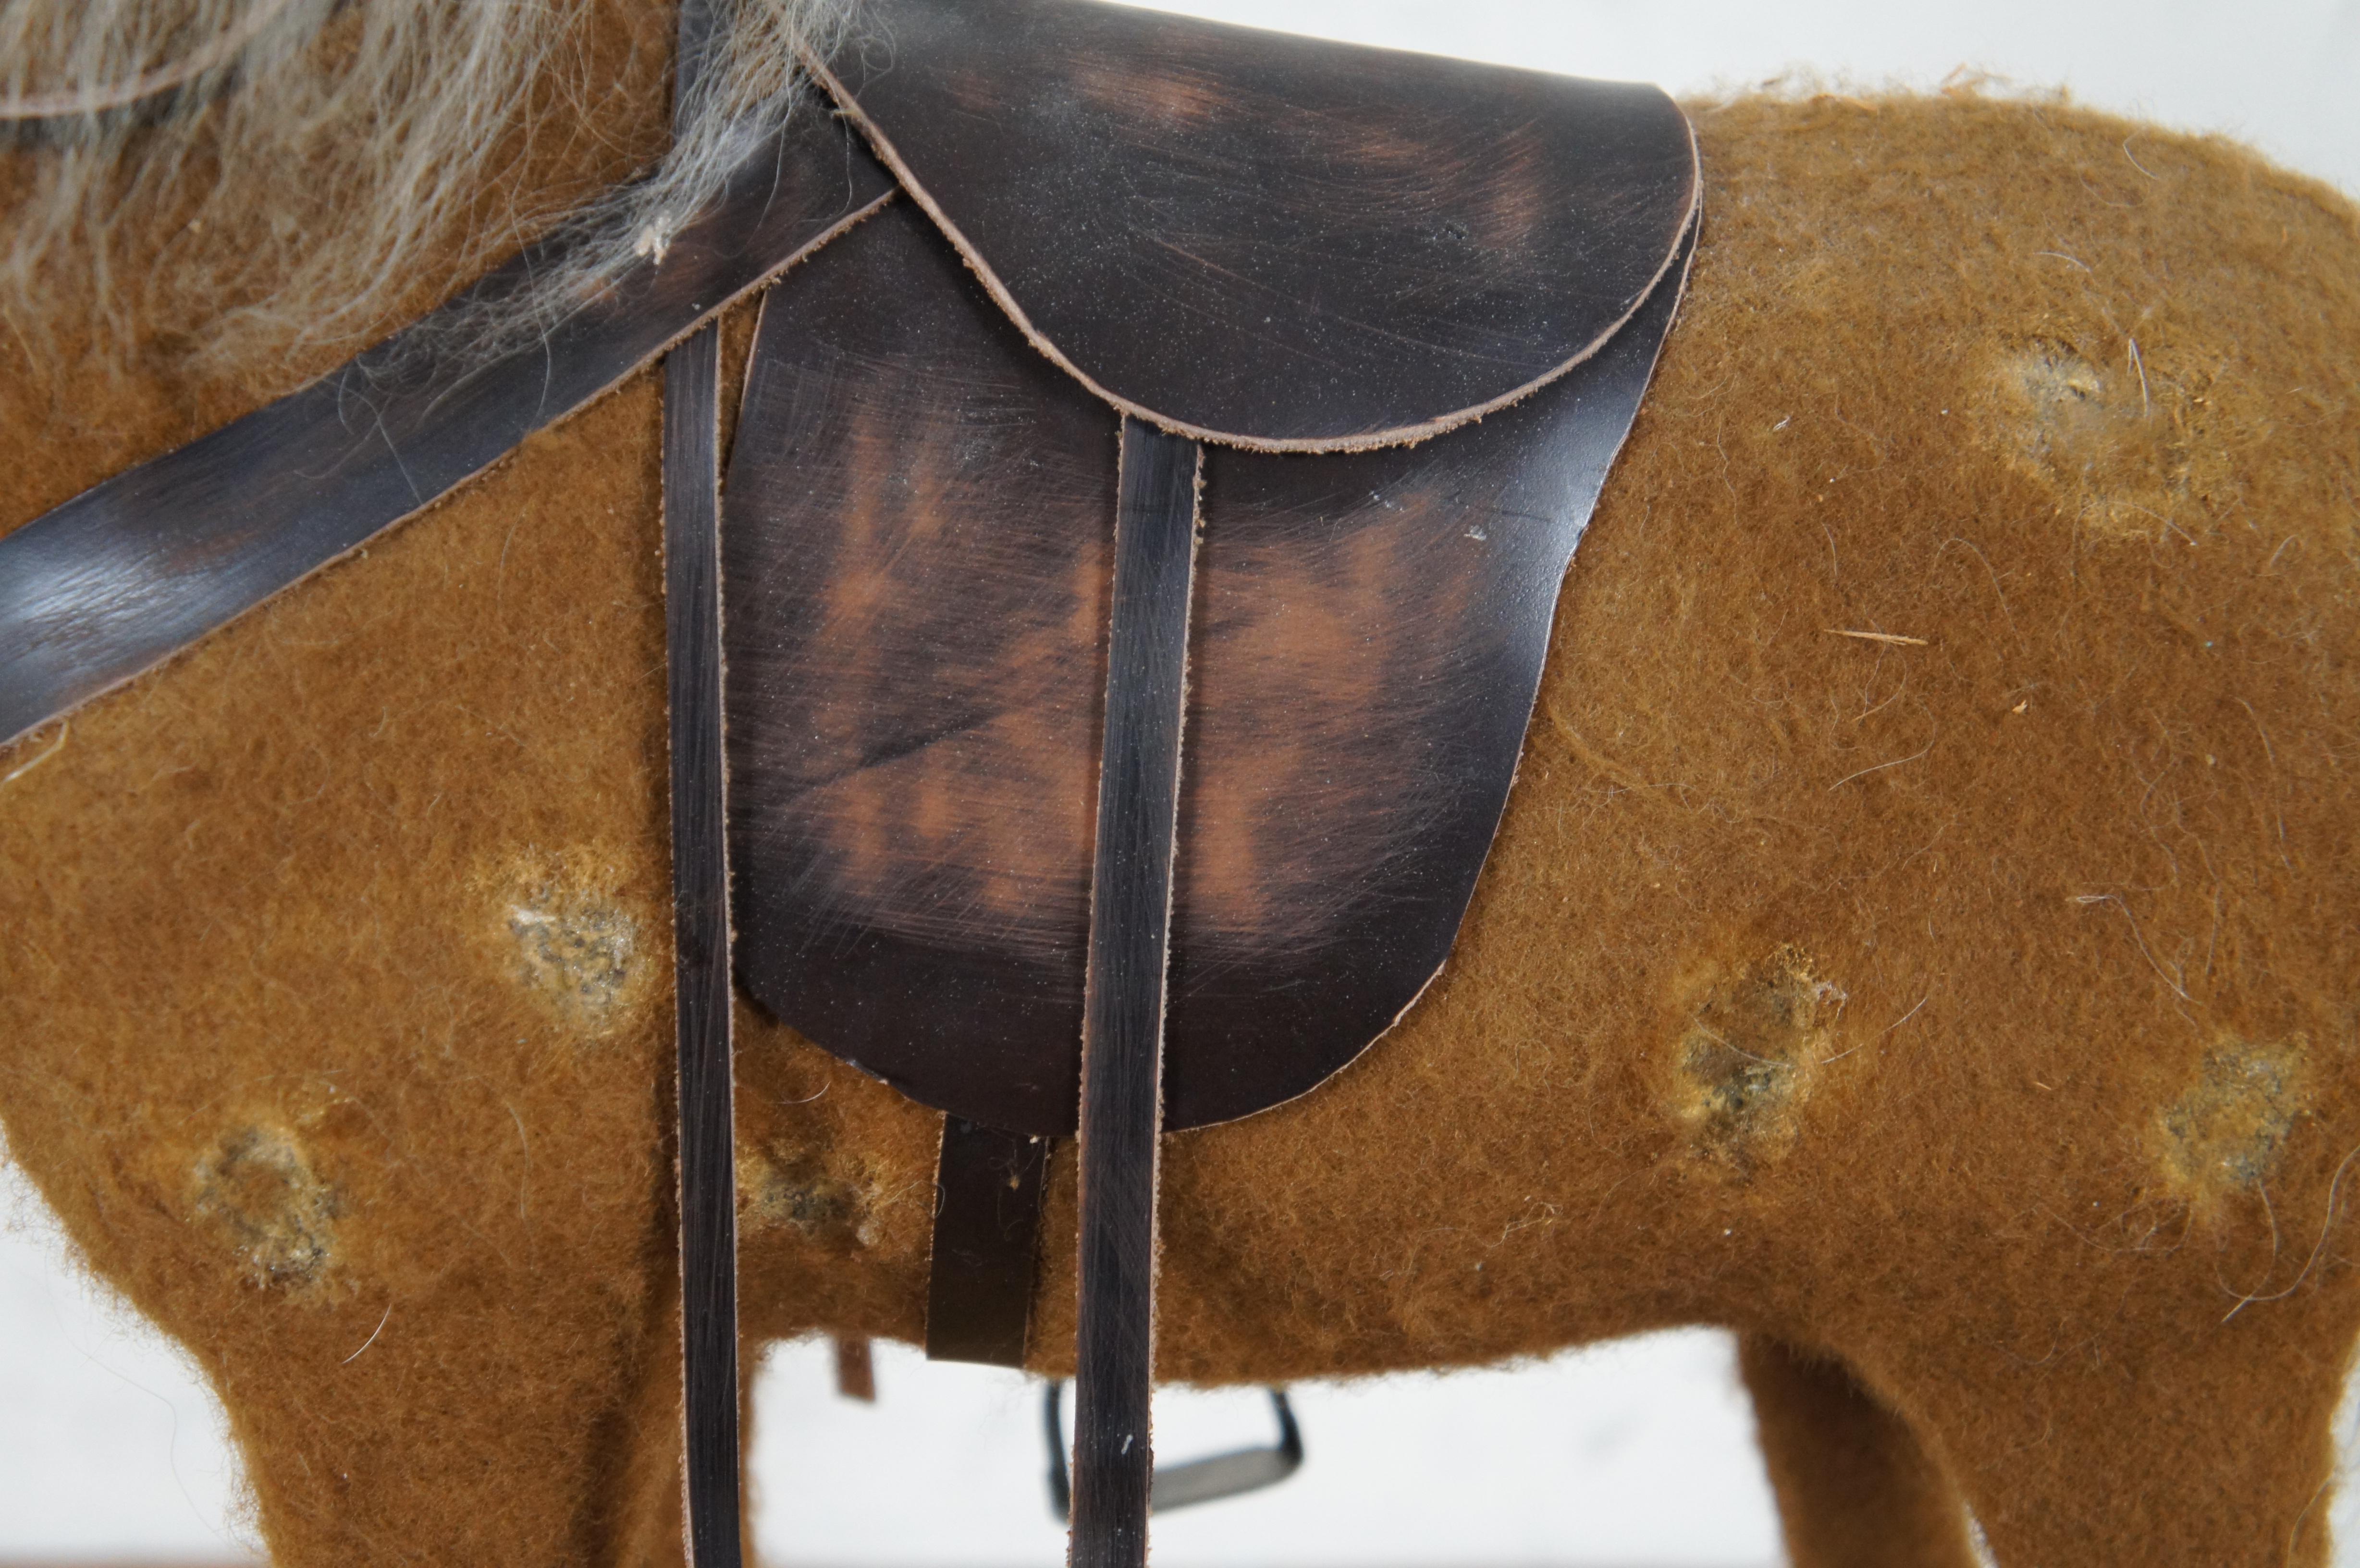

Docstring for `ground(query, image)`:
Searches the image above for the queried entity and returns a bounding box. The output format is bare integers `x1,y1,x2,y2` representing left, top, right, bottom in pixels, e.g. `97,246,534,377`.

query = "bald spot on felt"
3,90,2359,1567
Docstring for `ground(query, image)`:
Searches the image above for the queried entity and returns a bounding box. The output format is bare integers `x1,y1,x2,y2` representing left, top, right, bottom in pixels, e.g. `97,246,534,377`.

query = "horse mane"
0,0,853,379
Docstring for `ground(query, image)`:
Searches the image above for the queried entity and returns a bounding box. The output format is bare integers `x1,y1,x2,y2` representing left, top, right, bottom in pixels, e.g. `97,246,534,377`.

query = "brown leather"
666,11,750,1563
1067,418,1202,1567
923,1117,1053,1366
723,198,1112,1133
832,1337,878,1403
666,317,742,1568
0,109,896,750
722,203,1695,1136
816,0,1697,450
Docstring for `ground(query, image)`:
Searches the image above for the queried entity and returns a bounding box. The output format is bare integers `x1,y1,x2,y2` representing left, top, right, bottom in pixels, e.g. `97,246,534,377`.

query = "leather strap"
832,1336,878,1402
925,1117,1053,1367
665,6,741,1566
1069,421,1201,1568
666,317,740,1568
0,109,892,754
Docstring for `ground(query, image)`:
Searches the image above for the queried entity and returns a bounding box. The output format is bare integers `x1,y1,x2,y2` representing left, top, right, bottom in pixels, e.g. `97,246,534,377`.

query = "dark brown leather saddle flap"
722,0,1699,1136
822,0,1697,449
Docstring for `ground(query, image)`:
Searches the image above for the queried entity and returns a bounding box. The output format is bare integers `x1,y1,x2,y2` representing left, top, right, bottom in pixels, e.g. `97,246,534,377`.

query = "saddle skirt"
725,0,1698,1136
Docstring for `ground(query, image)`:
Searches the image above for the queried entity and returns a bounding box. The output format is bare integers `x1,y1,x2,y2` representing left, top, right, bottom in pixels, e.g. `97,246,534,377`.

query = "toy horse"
2,1,2356,1564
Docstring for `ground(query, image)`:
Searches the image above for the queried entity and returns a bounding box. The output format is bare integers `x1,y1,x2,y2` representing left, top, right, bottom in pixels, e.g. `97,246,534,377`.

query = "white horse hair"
0,0,852,374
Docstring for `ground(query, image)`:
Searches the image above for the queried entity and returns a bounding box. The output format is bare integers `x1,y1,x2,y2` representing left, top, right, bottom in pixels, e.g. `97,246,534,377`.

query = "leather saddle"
742,0,1696,1136
0,2,1696,1563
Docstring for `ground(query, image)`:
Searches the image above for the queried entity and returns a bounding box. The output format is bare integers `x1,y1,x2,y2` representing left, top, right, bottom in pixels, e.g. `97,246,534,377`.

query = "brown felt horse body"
3,12,2359,1565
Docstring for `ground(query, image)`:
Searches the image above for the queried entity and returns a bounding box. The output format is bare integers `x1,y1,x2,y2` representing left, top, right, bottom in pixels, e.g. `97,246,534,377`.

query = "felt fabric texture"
1739,1335,1980,1566
4,75,2360,1568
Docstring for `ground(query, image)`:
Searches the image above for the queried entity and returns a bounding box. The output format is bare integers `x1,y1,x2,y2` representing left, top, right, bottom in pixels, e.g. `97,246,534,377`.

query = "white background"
4,1,2356,1562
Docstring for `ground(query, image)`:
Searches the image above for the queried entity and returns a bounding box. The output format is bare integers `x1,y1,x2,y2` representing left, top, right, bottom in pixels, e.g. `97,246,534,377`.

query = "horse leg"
1891,1315,2356,1568
1738,1336,1980,1568
0,374,701,1563
0,1061,691,1567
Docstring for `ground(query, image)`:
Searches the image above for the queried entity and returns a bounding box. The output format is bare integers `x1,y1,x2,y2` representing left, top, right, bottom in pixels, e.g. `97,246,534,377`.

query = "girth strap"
1069,422,1202,1567
666,318,741,1566
666,4,742,1565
